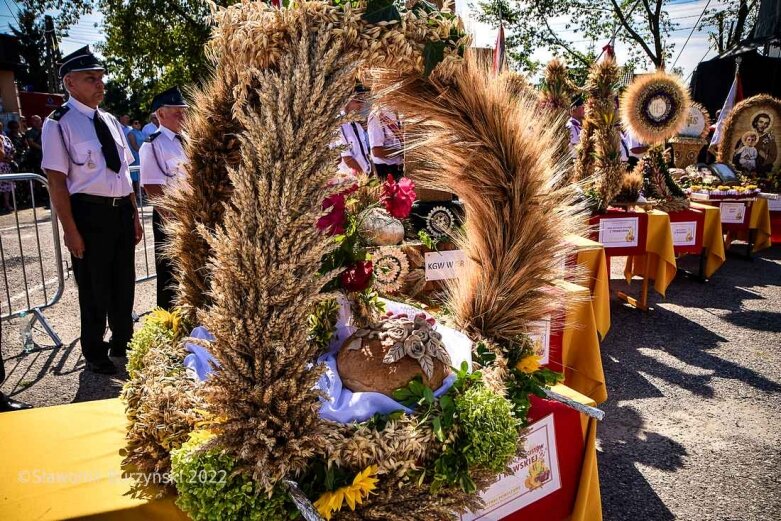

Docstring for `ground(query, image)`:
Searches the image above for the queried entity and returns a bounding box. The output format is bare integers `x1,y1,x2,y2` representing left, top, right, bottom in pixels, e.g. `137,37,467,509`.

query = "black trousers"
375,162,404,181
71,196,136,362
152,209,175,311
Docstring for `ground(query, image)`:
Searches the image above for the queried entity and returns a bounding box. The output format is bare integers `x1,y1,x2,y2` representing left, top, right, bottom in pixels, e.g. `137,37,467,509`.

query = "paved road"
601,249,781,520
0,201,157,320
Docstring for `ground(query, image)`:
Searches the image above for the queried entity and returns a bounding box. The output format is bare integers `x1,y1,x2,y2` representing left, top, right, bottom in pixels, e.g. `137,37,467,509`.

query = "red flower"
317,183,358,235
380,174,416,219
340,260,374,292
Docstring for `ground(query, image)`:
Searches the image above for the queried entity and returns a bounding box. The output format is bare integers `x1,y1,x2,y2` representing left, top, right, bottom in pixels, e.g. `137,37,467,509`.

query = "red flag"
271,0,281,7
493,23,506,74
602,43,615,60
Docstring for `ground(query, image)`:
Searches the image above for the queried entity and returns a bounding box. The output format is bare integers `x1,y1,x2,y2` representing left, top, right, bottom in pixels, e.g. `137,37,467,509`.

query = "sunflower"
147,307,182,335
515,354,542,374
314,465,379,519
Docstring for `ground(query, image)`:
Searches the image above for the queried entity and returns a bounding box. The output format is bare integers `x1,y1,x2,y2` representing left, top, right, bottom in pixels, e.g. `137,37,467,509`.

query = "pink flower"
317,184,357,235
340,260,374,292
380,175,416,219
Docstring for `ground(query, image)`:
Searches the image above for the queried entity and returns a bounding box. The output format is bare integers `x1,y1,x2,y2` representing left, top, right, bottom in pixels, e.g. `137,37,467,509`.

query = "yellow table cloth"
557,280,607,405
0,391,602,521
623,210,677,297
565,235,611,339
749,197,772,251
689,202,726,278
551,384,602,521
0,399,187,521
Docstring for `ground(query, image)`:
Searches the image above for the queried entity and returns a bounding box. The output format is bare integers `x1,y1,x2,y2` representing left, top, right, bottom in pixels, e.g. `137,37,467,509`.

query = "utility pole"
43,15,61,93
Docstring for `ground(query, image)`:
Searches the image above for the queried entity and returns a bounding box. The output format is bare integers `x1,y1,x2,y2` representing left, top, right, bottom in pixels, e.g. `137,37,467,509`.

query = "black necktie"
93,111,121,173
175,134,186,146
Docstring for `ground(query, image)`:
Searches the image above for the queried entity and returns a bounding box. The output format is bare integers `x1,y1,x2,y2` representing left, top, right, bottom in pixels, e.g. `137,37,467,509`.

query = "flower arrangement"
380,174,416,219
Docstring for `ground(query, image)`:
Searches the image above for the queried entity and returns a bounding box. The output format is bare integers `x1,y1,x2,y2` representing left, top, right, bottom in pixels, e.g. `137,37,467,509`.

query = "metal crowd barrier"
0,173,64,349
130,166,157,283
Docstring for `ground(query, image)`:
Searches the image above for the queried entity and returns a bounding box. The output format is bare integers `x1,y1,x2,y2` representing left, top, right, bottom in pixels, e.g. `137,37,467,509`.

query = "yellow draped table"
565,235,611,339
749,198,772,252
0,399,187,521
0,392,602,521
555,385,602,521
689,202,726,278
623,209,677,298
557,280,607,405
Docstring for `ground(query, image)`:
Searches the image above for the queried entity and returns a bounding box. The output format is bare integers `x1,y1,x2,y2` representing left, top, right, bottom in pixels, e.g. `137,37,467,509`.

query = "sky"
0,0,724,83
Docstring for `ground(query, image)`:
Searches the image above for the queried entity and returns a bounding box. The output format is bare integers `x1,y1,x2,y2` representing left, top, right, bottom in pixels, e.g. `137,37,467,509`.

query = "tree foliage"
10,7,49,92
21,0,240,113
476,0,679,73
699,0,759,55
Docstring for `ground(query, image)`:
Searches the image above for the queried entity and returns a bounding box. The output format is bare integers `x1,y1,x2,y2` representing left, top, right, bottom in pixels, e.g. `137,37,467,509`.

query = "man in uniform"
566,95,585,151
140,86,189,310
41,46,142,375
335,88,371,176
368,108,404,180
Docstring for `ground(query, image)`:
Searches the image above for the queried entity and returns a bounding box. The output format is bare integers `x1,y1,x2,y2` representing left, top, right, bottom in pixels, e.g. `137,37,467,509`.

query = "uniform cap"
58,46,104,79
151,86,189,112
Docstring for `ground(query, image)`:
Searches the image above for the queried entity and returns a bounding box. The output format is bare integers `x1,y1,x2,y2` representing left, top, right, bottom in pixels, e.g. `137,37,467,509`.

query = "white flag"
710,73,742,147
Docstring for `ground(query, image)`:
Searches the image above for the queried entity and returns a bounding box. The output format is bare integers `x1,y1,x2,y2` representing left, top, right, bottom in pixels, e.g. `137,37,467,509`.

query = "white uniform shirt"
624,131,645,159
337,121,371,175
367,110,403,166
139,124,188,188
619,131,631,163
142,122,158,138
41,97,134,198
566,117,581,149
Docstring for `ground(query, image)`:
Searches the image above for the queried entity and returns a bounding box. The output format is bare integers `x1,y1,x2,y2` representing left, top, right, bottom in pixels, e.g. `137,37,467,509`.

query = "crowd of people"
0,115,45,212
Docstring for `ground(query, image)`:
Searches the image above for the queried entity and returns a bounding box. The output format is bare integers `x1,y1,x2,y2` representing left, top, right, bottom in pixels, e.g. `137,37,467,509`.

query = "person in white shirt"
41,46,142,375
623,131,647,169
119,114,132,137
140,86,189,310
367,108,404,180
566,95,585,151
336,89,372,176
142,113,159,138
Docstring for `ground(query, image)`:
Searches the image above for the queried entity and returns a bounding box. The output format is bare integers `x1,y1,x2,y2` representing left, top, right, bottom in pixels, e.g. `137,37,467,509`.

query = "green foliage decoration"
455,385,519,473
391,362,520,494
171,430,296,521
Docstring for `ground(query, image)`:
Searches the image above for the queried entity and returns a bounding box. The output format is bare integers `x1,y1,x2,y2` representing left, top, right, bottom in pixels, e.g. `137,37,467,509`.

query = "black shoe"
0,392,33,412
86,358,118,375
109,340,129,358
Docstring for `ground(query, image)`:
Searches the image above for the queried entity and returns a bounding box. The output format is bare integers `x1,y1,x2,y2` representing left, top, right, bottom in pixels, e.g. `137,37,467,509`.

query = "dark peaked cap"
151,86,189,112
58,46,104,79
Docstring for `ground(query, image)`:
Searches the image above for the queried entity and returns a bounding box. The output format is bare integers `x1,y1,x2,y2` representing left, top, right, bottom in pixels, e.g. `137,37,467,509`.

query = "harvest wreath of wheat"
121,2,596,520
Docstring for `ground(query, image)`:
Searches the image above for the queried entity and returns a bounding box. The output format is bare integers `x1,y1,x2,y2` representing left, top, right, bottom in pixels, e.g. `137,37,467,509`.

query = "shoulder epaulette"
146,131,161,143
48,106,70,122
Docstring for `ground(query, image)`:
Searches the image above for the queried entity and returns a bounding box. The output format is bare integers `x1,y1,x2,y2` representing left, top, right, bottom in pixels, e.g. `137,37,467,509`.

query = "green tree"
21,0,240,111
10,7,49,92
476,0,679,73
698,0,759,55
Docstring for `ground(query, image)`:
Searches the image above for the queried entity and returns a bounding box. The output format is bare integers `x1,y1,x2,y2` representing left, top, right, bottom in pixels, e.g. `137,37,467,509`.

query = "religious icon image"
720,96,781,180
